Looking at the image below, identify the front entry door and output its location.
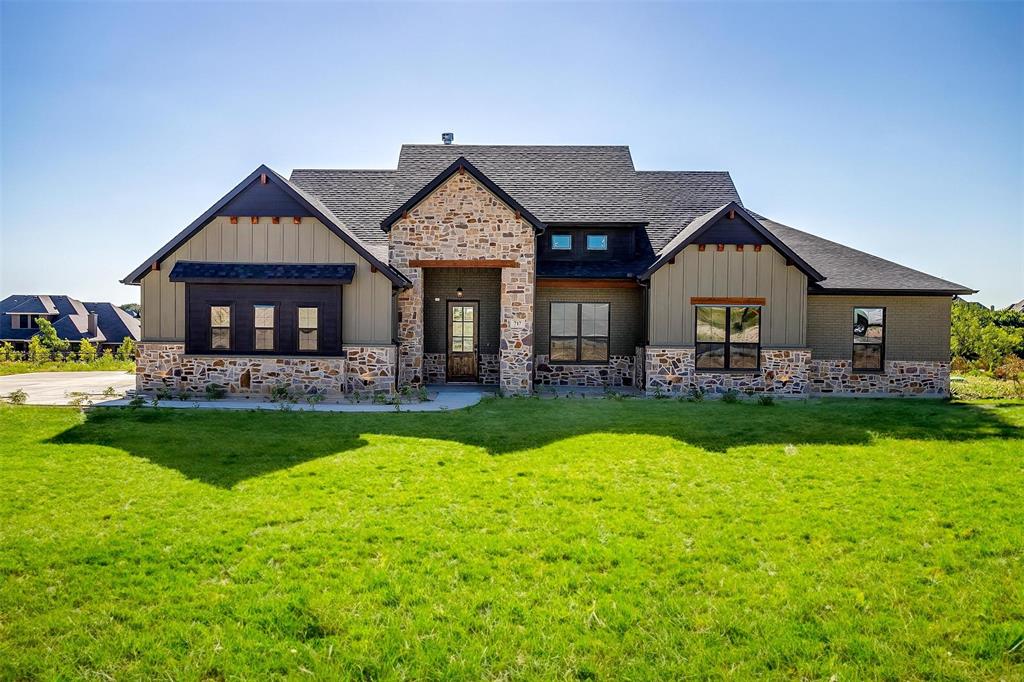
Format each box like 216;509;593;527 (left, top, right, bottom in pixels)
447;301;478;382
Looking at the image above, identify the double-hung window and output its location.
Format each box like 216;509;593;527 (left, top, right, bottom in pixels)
695;305;761;370
297;307;319;351
852;307;885;370
210;305;231;350
254;305;275;351
550;302;609;363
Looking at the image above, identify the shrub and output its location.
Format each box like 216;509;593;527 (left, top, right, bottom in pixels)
102;386;117;398
994;355;1024;381
305;392;324;410
127;395;146;410
35;318;69;353
688;386;705;402
0;341;19;362
757;394;775;407
27;336;50;364
721;389;741;404
7;389;27;405
204;384;226;400
77;339;97;363
115;338;137;362
101;349;115;361
951;356;971;373
269;384;296;403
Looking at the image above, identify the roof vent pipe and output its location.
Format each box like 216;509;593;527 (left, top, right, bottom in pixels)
441;132;454;145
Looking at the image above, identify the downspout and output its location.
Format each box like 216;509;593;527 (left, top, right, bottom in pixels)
391;287;402;393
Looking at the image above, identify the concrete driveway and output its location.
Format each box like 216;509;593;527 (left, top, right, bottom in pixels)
0;371;135;405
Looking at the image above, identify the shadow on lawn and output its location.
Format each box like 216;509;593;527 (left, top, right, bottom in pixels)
49;398;1022;488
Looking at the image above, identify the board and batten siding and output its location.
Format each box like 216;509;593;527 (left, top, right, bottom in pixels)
648;244;807;347
139;216;393;344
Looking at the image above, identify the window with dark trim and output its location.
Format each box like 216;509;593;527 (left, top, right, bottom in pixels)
297;306;319;351
549;302;609;363
254;304;275;351
210;305;231;350
695;305;761;370
852;307;885;370
551;234;572;250
586;234;608;251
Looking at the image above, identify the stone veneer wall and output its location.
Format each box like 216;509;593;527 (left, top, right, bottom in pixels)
809;360;950;396
645;347;812;396
390;171;535;395
136;342;395;397
534;355;637;387
645;346;949;397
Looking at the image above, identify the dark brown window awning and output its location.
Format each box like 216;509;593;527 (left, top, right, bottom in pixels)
169;261;356;285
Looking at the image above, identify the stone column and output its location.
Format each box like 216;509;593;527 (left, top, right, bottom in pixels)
499;259;534;394
396;268;424;387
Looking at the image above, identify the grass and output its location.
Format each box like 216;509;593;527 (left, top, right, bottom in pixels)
0;358;134;376
1;398;1022;679
952;372;1024;400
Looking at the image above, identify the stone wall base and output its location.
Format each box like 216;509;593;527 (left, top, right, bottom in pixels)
644;346;949;397
136;343;395;397
534;354;636;387
809;360;950;396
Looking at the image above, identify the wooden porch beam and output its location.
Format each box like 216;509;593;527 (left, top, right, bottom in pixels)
690;296;766;306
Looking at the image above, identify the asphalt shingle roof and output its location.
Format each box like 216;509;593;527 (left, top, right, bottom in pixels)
1;295;140;345
290;144;971;293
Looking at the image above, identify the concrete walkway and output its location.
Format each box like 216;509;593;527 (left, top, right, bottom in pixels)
95;386;488;412
0;371;135;406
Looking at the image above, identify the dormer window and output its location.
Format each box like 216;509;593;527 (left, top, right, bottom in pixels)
551;234;572;250
586;234;608;251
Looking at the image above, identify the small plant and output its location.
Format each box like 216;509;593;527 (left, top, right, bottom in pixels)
204;383;226;400
372;392;389;405
7;389;27;405
651;386;667;399
156;386;173;402
150;394;161;408
127;395;146;410
688;386;706;402
176;390;190;401
757;394;775;407
416;386;430;402
269;384;294;403
68;392;92;408
305;391;324;410
721;389;741;404
102;386;117;398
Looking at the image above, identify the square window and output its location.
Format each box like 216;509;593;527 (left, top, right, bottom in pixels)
586;234;608;250
695;305;761;371
551;234;572;250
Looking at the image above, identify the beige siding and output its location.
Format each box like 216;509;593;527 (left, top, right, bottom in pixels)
648;244;807;347
139;216;393;344
807;295;952;361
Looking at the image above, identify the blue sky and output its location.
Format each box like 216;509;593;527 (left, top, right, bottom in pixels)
1;1;1021;306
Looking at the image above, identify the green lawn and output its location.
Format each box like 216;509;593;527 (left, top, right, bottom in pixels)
2;398;1022;679
0;358;134;376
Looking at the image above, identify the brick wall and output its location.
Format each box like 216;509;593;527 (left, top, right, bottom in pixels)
423;268;501;354
534;285;643;356
807;295;952;361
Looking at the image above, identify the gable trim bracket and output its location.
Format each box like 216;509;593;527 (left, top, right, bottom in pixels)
121;164;411;288
379;156;547;233
638;201;825;283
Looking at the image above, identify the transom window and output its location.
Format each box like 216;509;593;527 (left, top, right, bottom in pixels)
254;304;275;351
586;234;608;250
550;302;609;363
852;307;885;370
695;306;761;370
551;234;572;250
297;307;319;351
210;306;231;350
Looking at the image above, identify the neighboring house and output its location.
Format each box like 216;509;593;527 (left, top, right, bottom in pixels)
124;142;974;397
1;295;141;352
1007;299;1024;313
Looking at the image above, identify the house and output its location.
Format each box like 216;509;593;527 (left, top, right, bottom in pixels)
1;295;140;352
1007;299;1024;313
123;142;974;397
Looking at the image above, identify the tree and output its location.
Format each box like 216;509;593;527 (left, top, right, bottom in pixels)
119;303;141;318
77;338;97;363
951;299;1024;368
115;337;137;361
34;318;69;352
0;341;20;362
